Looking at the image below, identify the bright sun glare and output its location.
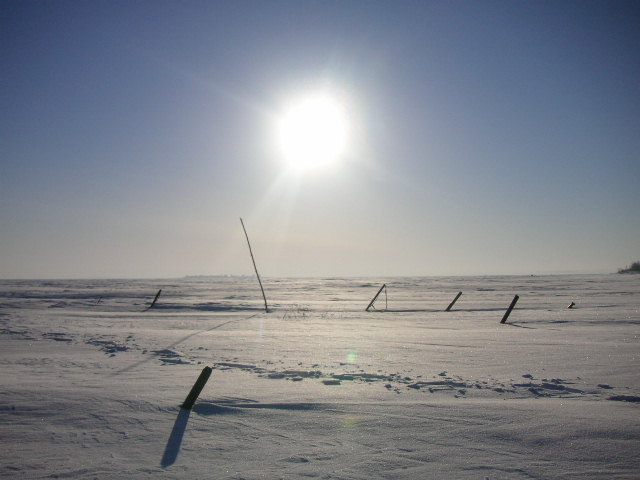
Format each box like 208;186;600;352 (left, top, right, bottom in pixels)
278;94;348;169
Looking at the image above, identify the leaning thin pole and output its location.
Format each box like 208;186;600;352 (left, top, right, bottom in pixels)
500;295;519;324
445;291;463;312
366;284;387;311
240;218;269;313
145;289;162;311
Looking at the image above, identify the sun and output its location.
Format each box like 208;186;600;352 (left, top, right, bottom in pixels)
277;94;349;169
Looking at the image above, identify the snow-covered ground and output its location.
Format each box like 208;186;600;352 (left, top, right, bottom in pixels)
1;275;638;479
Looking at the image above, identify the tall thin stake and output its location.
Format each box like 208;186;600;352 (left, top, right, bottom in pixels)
240;218;269;313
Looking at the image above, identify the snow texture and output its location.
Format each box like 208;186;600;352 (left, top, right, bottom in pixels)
1;275;638;479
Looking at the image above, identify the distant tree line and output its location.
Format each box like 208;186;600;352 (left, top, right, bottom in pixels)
618;261;640;273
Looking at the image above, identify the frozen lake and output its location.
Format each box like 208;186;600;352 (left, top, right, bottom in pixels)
1;274;638;479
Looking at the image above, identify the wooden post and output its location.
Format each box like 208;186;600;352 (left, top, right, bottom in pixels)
445;291;462;312
149;289;162;309
366;284;387;311
500;295;519;324
240;218;269;313
181;366;213;410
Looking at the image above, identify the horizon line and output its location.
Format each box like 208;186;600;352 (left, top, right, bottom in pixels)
0;271;623;281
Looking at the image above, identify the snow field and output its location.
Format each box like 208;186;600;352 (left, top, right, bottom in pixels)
1;275;638;479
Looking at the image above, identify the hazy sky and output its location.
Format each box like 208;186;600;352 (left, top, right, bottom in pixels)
2;0;639;278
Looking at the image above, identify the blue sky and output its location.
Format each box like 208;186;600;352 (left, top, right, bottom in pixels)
2;0;639;278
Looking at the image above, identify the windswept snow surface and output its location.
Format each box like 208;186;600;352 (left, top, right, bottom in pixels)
1;275;638;479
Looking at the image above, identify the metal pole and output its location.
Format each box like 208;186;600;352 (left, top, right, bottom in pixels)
240;218;269;313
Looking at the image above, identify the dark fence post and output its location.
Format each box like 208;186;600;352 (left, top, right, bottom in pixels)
366;284;387;311
182;366;213;410
149;289;162;309
500;295;519;324
445;292;463;312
